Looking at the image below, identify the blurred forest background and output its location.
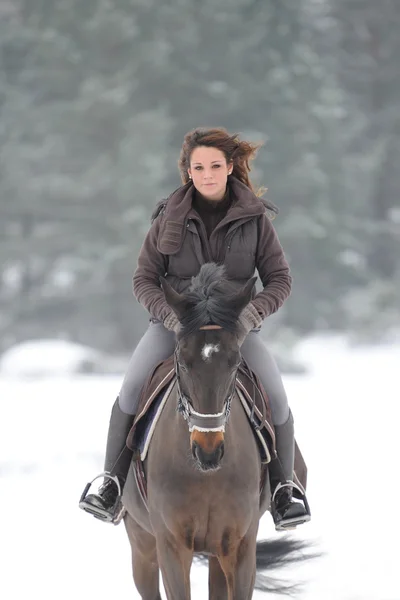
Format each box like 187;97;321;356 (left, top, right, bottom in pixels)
0;0;399;357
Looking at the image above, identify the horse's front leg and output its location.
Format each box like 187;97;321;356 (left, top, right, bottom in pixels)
217;527;258;600
209;555;228;600
155;528;193;600
124;513;162;600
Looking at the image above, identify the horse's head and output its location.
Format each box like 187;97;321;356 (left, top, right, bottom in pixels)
161;263;256;472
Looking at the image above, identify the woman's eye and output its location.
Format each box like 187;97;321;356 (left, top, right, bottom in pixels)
213;164;221;168
194;166;202;170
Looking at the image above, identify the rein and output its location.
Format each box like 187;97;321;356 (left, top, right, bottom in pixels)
174;324;234;433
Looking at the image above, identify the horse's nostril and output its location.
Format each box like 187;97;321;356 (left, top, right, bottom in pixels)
192;440;199;458
219;442;225;460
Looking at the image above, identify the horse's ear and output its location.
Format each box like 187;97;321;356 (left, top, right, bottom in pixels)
227;276;258;316
160;277;184;306
160;277;192;320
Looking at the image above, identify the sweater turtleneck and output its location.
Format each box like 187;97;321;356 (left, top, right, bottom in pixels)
192;188;232;238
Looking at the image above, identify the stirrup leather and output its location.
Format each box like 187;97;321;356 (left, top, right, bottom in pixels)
271;480;311;531
79;472;124;523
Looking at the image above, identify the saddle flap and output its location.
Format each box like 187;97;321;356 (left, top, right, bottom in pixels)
126;354;175;450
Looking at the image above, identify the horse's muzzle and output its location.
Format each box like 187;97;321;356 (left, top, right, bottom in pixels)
191;435;225;471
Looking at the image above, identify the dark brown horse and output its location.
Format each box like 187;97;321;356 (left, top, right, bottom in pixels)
121;264;308;599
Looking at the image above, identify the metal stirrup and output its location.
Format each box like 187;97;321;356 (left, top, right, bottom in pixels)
79;472;122;504
271;480;300;503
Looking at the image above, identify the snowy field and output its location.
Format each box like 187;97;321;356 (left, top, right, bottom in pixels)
1;336;399;600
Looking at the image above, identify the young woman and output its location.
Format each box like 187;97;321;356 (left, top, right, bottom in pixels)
79;127;310;530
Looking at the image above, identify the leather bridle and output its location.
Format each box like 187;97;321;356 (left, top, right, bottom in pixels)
174;325;235;433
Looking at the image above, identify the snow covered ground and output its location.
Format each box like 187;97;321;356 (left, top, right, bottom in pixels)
1;336;399;600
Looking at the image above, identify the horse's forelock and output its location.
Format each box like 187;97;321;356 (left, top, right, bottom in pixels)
189;263;227;296
173;263;248;336
179;287;241;336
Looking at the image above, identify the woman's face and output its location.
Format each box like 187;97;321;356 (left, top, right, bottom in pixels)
188;146;232;201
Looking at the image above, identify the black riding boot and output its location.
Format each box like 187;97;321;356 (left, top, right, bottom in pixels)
270;410;311;531
79;398;135;524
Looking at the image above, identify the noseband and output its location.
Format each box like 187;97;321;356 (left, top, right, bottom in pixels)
175;325;234;433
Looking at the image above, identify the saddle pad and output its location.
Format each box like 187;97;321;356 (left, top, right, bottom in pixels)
135;378;176;461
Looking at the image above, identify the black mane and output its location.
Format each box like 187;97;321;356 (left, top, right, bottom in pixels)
178;263;241;336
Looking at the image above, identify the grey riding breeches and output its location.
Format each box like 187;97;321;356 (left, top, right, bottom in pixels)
118;321;290;426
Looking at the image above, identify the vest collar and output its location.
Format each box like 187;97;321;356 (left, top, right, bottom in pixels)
157;177;276;255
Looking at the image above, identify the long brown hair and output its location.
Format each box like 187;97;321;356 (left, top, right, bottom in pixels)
178;127;264;195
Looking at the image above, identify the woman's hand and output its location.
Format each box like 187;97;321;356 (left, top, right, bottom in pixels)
239;303;263;334
163;311;181;333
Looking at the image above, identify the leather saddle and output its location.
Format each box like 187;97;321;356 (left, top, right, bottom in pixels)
126;354;307;493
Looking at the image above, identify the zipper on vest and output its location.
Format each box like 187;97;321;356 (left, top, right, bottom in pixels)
188;217;213;262
215;230;234;264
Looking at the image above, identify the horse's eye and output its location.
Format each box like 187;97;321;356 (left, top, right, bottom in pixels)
179;362;188;372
